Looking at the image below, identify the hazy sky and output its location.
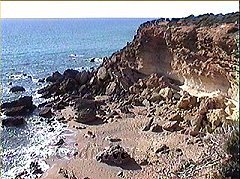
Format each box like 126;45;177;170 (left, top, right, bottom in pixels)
1;1;239;18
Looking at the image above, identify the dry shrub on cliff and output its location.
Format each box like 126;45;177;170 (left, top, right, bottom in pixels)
219;129;240;178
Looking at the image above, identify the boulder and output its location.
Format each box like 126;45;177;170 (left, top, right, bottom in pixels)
168;113;183;122
106;81;117;95
97;66;108;80
142;99;150;107
162;121;181;132
63;69;79;79
142;117;154;131
177;96;197;110
159;87;173;99
150;124;163;132
207;109;226;129
39;107;53;118
38;78;45;83
173;92;181;100
149;93;163;102
29;161;44;175
225;105;233;116
189;113;205;137
9;86;25;93
1;96;35;116
119;78;131;91
96;145;131;165
46;71;63;83
59;78;77;93
141;89;149;98
155;144;170;154
73;99;97;123
75;71;89;85
2;117;25;127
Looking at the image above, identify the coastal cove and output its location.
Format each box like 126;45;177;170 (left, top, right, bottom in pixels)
1;18;151;178
1;13;239;179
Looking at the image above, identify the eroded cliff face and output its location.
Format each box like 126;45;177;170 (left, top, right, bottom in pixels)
108;12;239;100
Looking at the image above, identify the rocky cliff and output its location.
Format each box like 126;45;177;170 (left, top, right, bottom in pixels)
105;12;239;100
4;12;239;179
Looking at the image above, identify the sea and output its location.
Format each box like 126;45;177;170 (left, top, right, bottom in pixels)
1;18;152;178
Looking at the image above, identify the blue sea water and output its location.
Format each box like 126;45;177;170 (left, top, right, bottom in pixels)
1;18;151;178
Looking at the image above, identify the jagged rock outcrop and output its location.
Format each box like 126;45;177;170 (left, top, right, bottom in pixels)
38;12;239;124
34;13;239;178
105;12;239;100
1;96;36;116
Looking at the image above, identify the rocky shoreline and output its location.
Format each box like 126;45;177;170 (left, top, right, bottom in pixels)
1;12;239;178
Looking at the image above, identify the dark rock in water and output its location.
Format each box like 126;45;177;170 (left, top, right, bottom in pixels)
9;82;13;85
63;69;79;79
39;107;53;118
96;145;131;165
38;78;45;83
2;117;25;127
53;100;67;110
46;71;63;83
30;161;44;175
9;86;25;93
73;99;97;123
90;58;95;62
55;138;65;146
1;96;35;116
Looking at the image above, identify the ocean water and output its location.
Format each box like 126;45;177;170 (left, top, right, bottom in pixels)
1;18;151;178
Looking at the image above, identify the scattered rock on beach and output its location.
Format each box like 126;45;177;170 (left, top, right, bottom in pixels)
177;95;197;110
142;117;154;131
155;144;170;154
207;109;226;129
150;123;163;132
162;121;181;132
96;145;131;165
73;99;97;123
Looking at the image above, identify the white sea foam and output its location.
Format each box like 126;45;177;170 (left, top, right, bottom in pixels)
2;117;77;179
